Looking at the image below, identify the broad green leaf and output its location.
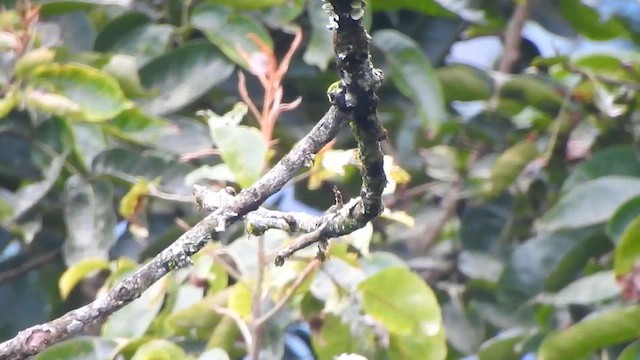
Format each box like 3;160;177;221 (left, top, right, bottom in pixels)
478;329;532;360
442;302;484;355
388;326;447;360
618;340;640;360
93;12;150;52
558;0;628;41
358;266;442;336
14;48;55;78
538;305;640;360
32;336;118;360
201;0;284;10
373;30;447;131
109;23;174;67
489;141;538;195
131;339;186;360
607;196;640;244
62;176;117;265
614;216;640;276
102;54;147;97
552;271;620;306
313;314;370;359
459;195;512;251
101;107;168;145
370;0;485;23
562;145;640;192
28;63;131;121
8;153;66;223
119;178;153;219
92;147;195;194
303;0;334;71
102;277;166;339
199;348;231;360
59;258;110;299
458;251;504;285
165;293;226;338
210;125;268;188
262;0;306;30
69;122;107;170
499;228;608;300
139;40;234;115
498;75;563;116
539;176;640;233
191;4;273;69
228;283;252;320
0;86;18;118
437;64;492;102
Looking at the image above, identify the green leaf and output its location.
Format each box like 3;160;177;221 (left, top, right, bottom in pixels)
498;75;563;115
539;176;640;233
614;216;640;276
478;329;533;360
109;23;174;67
59;258;110;299
14;48;56;78
102;54;147;98
8;153;66;223
388;326;447;360
165;293;226;338
191;4;273;69
199;348;231;360
458;251;504;285
312;314;369;359
552;271;620;306
618;340;640;360
91;147;195;194
62;175;117;265
372;30;447;131
228;283;252;320
607;196;640;244
437;64;492;102
139;40;234;116
200;0;284;10
28;63;131;121
102;276;166;338
93;12;150;52
69;122;107;170
358;266;442;336
101;107;168;145
370;0;485;23
558;0;628;41
32;336;118;360
499;227;607;299
562;145;640;192
489;141;538;195
210;126;268;188
131;339;186;360
303;0;334;71
538;305;640;360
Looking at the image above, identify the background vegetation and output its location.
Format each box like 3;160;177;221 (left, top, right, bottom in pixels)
2;0;640;359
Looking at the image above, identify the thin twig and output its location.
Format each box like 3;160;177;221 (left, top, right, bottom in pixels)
250;236;265;360
497;0;532;74
256;259;320;326
211;304;253;350
0;249;61;284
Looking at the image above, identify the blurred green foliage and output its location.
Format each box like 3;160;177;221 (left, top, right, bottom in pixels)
2;0;640;359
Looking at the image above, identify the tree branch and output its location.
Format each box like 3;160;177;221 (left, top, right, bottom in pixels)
0;1;387;357
497;0;532;74
0;107;348;360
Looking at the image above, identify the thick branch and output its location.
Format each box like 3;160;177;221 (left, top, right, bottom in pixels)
275;0;387;264
0;107;348;360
